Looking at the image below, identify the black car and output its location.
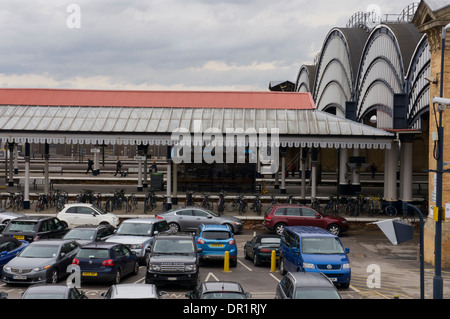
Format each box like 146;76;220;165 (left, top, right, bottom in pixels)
2;216;68;243
145;232;200;288
63;224;116;245
275;272;342;299
243;234;280;266
21;284;88;299
186;281;252;299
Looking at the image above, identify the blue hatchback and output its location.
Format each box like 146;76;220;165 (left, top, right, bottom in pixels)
0;237;29;275
196;224;237;267
72;242;139;284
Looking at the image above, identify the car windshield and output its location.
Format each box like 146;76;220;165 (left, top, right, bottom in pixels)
23;293;66;299
116;223;153;236
64;229;96;240
294;288;341;299
77;248;110;259
201;292;246;299
7;221;36;233
19;245;59;258
152;239;194;254
201;231;230;240
301;237;345;254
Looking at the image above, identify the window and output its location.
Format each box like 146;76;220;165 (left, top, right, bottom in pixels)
176;210;192;216
274;208;286;216
66;207;78;214
78;207;95;215
302;208;318;217
285;208;300;216
193;210;209;217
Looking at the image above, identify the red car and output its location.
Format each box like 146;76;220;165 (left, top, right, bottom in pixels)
263;204;349;236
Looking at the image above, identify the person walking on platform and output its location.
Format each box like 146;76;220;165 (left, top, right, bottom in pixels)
86;158;94;174
114;157;122;176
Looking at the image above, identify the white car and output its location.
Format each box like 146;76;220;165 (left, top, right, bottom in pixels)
57;203;120;228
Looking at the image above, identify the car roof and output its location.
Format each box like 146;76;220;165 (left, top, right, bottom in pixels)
72;224;112;229
10;216;53;222
285;226;336;237
24;284;69;293
287;272;335;288
121;218;161;224
155;232;193;239
202;281;244;293
200;224;230;231
112;284;158;298
29;239;76;246
80;242;119;249
64;203;94;207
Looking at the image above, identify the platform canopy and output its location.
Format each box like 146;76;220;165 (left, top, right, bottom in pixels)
0;88;394;149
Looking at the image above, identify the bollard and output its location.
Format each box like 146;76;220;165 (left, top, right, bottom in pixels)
270;250;277;272
224;251;230;272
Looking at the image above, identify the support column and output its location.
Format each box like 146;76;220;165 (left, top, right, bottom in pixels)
311;148;318;199
350;148;361;194
13;145;18;174
300;147;307;203
172;162;178;205
92;149;100;176
280;147;286;194
23;142;30;209
137;158;143;192
44;142;50;194
338;148;349;195
385;141;398;202
166;160;172;210
400;135;414;202
8;143;14;187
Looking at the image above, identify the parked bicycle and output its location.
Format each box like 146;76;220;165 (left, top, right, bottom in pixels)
185;190;194;206
323;195;338;215
238;195;248;215
126;193;138;213
217;191;225;216
104;189;127;212
54;189;69;212
144;189;157;213
35;193;48;212
201;192;213;210
310;197;323;213
250;194;262;216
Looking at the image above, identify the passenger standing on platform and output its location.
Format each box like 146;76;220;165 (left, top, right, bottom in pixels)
150;161;158;173
370;162;377;179
86;158;94;174
114;157;122;176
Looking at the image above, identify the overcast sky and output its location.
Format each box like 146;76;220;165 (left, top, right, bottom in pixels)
0;0;418;91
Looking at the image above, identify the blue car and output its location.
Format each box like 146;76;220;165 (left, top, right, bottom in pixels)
72;242;139;284
196;224;237;267
0;237;29;275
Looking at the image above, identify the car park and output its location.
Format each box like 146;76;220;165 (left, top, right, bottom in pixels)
263;204;349;236
156;206;243;233
106;218;169;265
57;203;120;228
63;224;116;245
2;239;80;285
21;284;88;299
195;224;237;267
186;281;252;299
72;242;139;284
145;232;200;288
0;209;25;225
1;216;68;243
279;226;351;288
0;237;29;275
243;234;280;266
100;283;167;299
275;271;342;299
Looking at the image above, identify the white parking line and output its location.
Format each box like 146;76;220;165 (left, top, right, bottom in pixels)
237;259;252;271
269;273;280;283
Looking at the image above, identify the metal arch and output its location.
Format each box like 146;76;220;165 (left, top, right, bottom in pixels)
356;79;395;121
295;66;311;92
313;28;354;100
359;104;393;122
315;80;349;112
314;58;353;105
353;25;406;103
322;103;345;116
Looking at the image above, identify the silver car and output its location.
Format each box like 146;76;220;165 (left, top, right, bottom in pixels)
106;218;169;265
0;209;25;225
156;207;243;233
100;283;167;299
2;239;80;285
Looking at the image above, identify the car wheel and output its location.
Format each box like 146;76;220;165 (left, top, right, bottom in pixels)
230;257;237;267
50;268;59;284
327;224;341;236
244;247;250;260
168;222;180;232
253;255;261;266
274;223;287;236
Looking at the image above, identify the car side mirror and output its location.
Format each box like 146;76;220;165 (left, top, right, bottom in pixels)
345;247;350;254
315;213;321;219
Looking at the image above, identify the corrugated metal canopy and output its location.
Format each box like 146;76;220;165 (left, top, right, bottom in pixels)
0;89;394;149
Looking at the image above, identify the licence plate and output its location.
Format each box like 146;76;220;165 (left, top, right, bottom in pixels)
13;275;27;280
167;277;177;281
329;277;337;282
13;235;24;240
82;272;97;276
210;244;223;247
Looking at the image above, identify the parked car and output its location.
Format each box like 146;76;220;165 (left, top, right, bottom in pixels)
156;206;243;233
145;232;200;287
2;239;80;285
106;218;169;265
0;224;6;234
275;271;342;299
243;234;280;266
263;204;349;236
72;242;139;284
195;224;237;267
279;226;351;288
100;283;167;299
63;224;116;245
21;284;88;299
1;216;68;243
0;237;29;275
57;203;120;228
186;281;252;299
0;209;25;225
